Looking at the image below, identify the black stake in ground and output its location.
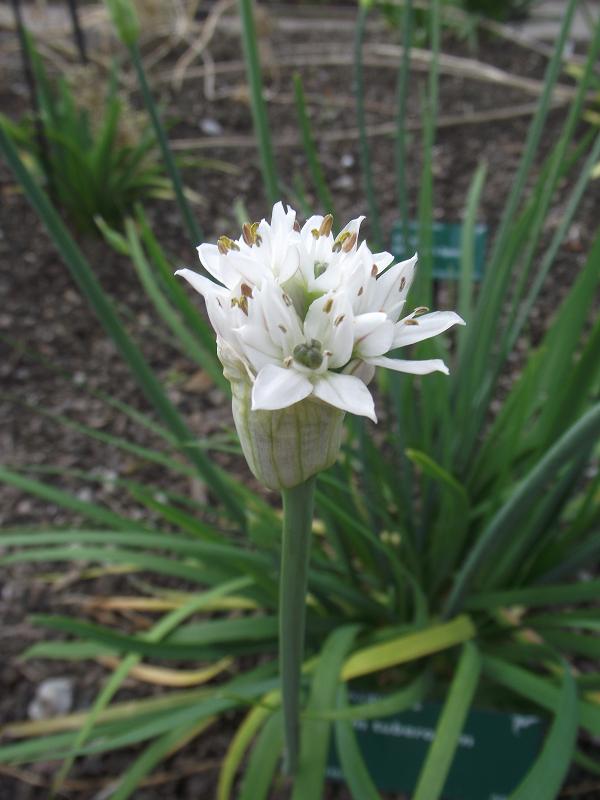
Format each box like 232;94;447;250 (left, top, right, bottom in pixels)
10;0;54;194
66;0;88;64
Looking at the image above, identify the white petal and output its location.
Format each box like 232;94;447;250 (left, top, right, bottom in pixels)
342;359;376;385
252;364;312;411
175;268;223;299
176;269;232;340
337;215;365;243
372;250;395;274
196;243;226;283
313;372;377;422
237;324;282;372
368;356;450;375
372;254;418;318
251;281;303;352
304;293;353;368
301;214;326;240
277;246;301;283
270;201;296;231
393;311;465;348
197;243;265;289
353;313;394;358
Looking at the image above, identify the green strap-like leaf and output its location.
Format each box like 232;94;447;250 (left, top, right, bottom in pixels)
29;613;279;661
342;615;475;680
238;710;283;800
0;466;151;532
293;73;335;217
307;670;430;722
334;684;382;800
52;577;249;792
1;546;226;587
445;403;600;616
236;0;279;204
466;581;600;609
110;717;214;800
483;656;600;737
0;122;244;526
413;642;481;800
509;666;577;800
292;625;359;800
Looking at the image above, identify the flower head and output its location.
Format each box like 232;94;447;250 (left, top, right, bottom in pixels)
177;202;464;425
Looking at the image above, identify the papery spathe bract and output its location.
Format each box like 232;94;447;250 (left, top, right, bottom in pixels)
230;377;344;490
177;202;465;488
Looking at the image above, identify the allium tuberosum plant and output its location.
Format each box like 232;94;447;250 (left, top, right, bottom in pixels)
1;0;600;797
177;202;464;773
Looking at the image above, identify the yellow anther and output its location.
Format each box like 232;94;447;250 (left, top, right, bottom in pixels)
242;223;253;246
217;235;240;254
332;230;352;252
342;232;357;252
319;214;334;237
231;296;249;315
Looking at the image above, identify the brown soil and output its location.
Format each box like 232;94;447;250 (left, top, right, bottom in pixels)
1;4;598;798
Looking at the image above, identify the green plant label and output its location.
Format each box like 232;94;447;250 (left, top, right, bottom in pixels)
390;221;488;280
328;693;544;799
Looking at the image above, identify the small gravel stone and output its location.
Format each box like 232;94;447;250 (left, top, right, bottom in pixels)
28;677;74;720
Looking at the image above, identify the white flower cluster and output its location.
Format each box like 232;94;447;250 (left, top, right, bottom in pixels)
177;202;464;422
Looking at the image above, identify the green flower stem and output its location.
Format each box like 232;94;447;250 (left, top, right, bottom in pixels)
279;475;316;776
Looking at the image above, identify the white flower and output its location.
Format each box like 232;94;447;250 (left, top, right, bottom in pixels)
177;202;465;425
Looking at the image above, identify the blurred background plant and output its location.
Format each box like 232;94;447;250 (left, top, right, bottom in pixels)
0;38;174;233
0;0;599;798
373;0;539;45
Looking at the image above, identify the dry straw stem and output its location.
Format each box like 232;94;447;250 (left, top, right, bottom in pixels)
171;0;236;90
96;655;232;687
370;42;577;100
0;756;221;793
170;98;567;150
155;45;577;102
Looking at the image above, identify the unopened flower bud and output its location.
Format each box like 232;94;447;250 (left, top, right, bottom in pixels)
231;379;344;490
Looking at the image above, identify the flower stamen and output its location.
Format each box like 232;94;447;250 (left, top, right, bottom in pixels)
231;296;249;315
332;231;351;252
319;214;334;237
217;235;240;255
342;232;357;252
241;222;262;247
